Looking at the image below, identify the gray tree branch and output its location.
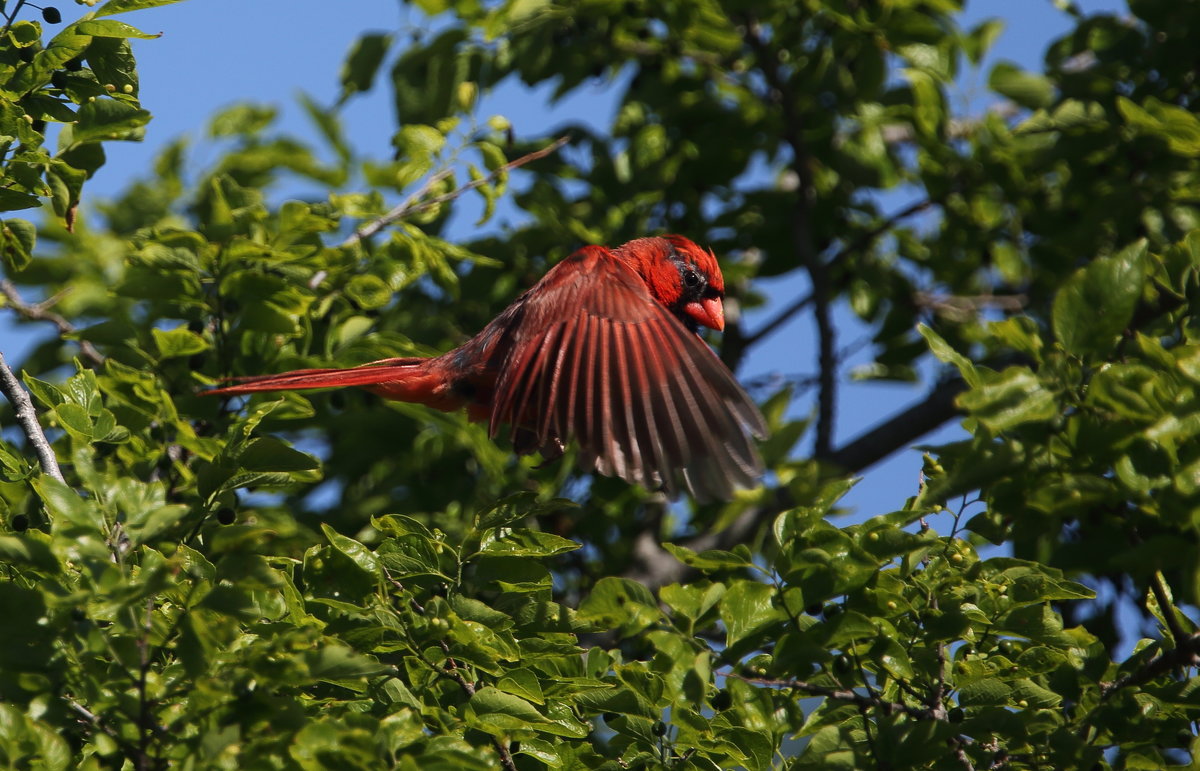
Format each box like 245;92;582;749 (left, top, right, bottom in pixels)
0;351;64;482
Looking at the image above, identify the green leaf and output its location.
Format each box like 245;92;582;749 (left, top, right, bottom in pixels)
963;18;1004;65
958;367;1057;432
919;324;980;387
0;535;58;572
906;69;943;137
85;36;140;97
33;475;104;533
340;33;391;98
345;274;392;309
7;21;39;47
496;668;545;705
208;104;276;138
478;528;579;558
0;189;43;213
474;492;576;530
661;582;725;622
126;504;188;545
71;99;151;145
464;687;547;734
958;679;1012;706
989;61;1054;109
73;20;161;39
95;0;185;17
1052;240;1147;358
577;577;660;636
237;437;319;472
304;645;387;681
1117;96;1200;156
151;326;209;359
322;523;380;576
720;580;782;648
378;534;443;578
0;219;36;271
1010;678;1063;708
662;542;754;571
54;402;93;439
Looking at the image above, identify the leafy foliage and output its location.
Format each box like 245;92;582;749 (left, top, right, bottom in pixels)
2;0;1200;768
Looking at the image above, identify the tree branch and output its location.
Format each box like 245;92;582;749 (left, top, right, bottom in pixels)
742;16;834;458
0;350;64;482
724;670;931;719
1099;632;1200;699
827;377;966;475
388;572;518;771
743;199;936;348
1;279;106;366
341;135;570;248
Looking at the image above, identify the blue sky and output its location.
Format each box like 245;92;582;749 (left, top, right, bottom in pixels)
5;0;1128;518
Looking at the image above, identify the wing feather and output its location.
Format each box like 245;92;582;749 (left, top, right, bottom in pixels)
491;247;766;500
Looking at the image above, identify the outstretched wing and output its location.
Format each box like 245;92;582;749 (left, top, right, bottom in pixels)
489;246;766;501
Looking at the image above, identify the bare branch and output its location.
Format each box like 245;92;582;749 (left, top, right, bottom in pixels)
1;279;106;366
828;378;966;475
745;292;813;348
341;135;570;248
0;351;64;482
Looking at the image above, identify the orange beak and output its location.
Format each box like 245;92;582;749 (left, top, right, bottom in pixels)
683;297;725;331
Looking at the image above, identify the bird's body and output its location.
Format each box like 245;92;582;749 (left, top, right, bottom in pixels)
208;236;766;500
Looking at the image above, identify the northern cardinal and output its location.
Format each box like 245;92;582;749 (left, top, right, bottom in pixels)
208;235;766;501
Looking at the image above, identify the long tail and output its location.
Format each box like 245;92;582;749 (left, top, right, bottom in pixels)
205;357;430;397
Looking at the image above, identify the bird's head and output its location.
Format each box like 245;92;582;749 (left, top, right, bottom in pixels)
616;235;727;332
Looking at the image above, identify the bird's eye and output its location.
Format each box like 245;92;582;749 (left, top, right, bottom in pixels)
683;269;700;287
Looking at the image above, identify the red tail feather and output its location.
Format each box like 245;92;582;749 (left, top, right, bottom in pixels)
206;358;428;397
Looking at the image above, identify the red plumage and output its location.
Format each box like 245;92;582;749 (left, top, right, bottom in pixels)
207;235;767;501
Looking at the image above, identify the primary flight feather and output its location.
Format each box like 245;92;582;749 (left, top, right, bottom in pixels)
207;235;767;501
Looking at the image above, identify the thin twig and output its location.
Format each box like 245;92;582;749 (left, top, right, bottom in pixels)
0;0;29;37
341;135;570;248
136;597;155;771
1099;632;1200;699
725;670;930;719
439;639;518;770
66;697;134;748
0;350;64;481
1;279;106;366
387;572;518;771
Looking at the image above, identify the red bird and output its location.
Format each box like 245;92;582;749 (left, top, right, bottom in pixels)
208;235;766;501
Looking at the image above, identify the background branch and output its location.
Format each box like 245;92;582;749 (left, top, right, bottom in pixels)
1;279;106;367
742;15;835;458
624;378;966;589
341;135;569;248
1100;632;1200;699
725;670;931;719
